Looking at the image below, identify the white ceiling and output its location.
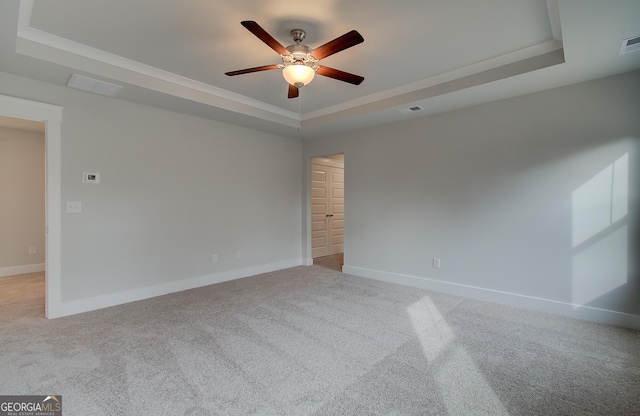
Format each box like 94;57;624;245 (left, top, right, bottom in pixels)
0;0;639;139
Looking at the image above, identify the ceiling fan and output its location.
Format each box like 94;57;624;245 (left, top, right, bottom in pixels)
225;21;365;99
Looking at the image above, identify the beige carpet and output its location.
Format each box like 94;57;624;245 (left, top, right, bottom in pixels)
1;267;639;415
0;271;44;315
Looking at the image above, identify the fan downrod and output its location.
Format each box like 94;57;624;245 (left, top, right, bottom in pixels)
290;29;306;44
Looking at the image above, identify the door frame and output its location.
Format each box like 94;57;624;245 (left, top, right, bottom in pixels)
0;95;62;318
306;153;345;266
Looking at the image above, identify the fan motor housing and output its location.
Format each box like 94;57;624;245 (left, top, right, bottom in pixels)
282;44;317;68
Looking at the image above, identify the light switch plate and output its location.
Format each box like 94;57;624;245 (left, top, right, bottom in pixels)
66;201;82;213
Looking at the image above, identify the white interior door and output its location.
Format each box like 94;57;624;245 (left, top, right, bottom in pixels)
311;156;344;258
328;167;344;255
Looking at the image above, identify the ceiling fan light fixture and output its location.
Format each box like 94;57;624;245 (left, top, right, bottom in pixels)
227;21;364;98
282;64;315;88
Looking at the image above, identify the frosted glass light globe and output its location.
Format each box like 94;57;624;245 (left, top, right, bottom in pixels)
282;64;315;87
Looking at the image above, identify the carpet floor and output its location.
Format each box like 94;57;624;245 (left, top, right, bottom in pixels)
0;267;639;415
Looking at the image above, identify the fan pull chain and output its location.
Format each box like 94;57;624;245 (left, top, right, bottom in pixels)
297;92;302;133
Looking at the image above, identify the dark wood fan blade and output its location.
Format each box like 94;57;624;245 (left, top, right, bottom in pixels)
311;30;364;60
241;21;290;56
225;64;280;76
288;83;299;99
316;66;364;85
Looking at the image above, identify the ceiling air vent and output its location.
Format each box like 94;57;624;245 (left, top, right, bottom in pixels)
398;105;424;114
67;74;123;97
619;35;640;55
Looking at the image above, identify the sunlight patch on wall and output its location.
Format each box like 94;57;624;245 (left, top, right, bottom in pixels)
571;153;628;307
572;153;628;247
572;226;627;306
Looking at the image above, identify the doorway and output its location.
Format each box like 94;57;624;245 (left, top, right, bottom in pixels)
311;154;344;271
0;116;46;316
0;94;63;319
0;116;45;277
0;116;45;315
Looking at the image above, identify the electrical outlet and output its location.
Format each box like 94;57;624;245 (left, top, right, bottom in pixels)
29;246;37;255
212;254;218;263
236;250;242;260
433;258;441;269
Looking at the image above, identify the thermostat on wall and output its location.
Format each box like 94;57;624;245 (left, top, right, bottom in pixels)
83;172;100;183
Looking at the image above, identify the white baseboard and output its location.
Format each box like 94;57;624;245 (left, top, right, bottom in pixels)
50;258;303;319
342;265;640;330
0;263;45;278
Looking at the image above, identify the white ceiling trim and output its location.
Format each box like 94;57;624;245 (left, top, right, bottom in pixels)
303;39;563;122
15;29;299;126
16;0;565;131
546;0;563;41
16;2;301;128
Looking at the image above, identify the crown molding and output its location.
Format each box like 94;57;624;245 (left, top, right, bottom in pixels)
16;0;564;131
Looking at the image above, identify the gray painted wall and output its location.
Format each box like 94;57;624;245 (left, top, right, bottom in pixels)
0;72;302;303
304;70;640;318
2;68;639;324
0;126;45;270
